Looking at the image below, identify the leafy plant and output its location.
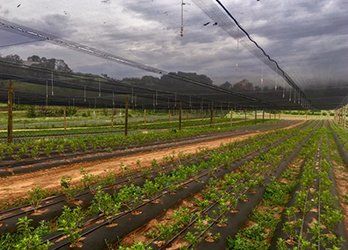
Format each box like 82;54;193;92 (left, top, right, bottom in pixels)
57;206;85;246
90;186;121;219
28;187;46;210
80;167;96;189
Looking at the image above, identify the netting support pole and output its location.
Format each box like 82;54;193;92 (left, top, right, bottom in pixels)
262;110;265;120
210;103;214;127
144;109;147;125
7;80;14;144
125;96;129;136
111;108;115;128
254;109;257;123
179;102;182;130
64;107;67;132
168;109;171;122
230;109;233;126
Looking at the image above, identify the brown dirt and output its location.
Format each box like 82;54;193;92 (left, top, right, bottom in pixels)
0;121;302;204
332;162;348;230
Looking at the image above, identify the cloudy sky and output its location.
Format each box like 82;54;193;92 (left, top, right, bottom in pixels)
0;0;347;88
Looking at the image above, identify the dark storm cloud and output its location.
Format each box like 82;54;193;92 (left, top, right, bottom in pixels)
31;14;77;38
0;0;347;89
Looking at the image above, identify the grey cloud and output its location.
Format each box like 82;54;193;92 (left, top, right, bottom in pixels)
0;0;347;89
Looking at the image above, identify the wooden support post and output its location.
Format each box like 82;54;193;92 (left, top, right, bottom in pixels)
64;107;67;131
262;110;265;120
230;110;233;125
254;109;257;123
143;109;147;125
125;96;129;136
7;80;14;144
111;108;115;127
179;103;182;130
210;104;214;126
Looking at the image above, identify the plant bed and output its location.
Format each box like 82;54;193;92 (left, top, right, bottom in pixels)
45;122;308;249
0;120;290;172
114;124;317;249
167;125;316;250
0;120;300;177
273;128;345;249
0;123;306;249
227;130;321;250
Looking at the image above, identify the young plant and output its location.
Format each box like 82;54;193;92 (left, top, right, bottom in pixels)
28;187;46;210
60;176;75;200
57;206;85;247
0;217;52;250
89;186;121;219
80;167;96;189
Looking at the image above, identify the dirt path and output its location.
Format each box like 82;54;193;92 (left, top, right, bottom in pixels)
0;121;303;203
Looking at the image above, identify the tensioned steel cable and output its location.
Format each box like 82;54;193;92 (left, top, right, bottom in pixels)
0;39;44;48
0;17;276;107
192;0;311;108
0;59;220;107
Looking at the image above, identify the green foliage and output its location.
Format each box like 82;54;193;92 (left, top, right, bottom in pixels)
89;186;121;218
118;242;152;250
0;217;51;250
57;206;85;245
28;187;46;209
80;168;96;189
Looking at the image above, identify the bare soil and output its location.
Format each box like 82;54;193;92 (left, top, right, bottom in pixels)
0;121;302;205
332;162;348;230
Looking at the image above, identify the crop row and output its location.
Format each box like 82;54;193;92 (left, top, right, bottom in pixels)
0;116;240;140
0;120;307;249
330;122;348;151
276;128;344;249
227;126;321;249
115;123;317;249
0;119;272;161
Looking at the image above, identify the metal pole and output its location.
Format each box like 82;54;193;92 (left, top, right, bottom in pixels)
125;96;129;136
7;80;14;144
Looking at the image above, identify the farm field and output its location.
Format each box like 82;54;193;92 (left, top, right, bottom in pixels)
0;120;346;250
0;0;347;249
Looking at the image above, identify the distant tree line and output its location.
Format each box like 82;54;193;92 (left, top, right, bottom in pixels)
0;54;72;73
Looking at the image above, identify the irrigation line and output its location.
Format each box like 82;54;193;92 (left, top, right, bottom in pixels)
297;140;322;250
49;168;215;249
50;127;303;249
0;151;214;221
